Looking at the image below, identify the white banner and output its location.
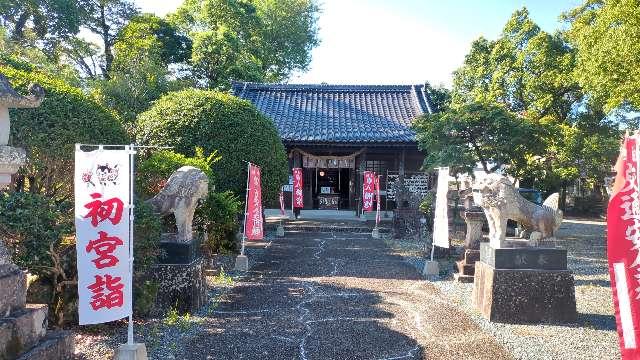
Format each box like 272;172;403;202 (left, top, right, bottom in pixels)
432;167;450;248
74;145;132;325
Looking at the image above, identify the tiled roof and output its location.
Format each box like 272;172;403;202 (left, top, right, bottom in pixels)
232;82;433;145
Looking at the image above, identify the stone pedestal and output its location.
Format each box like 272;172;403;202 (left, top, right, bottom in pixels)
455;209;484;283
154;237;207;314
462;209;484;249
234;255;248;272
0;266;74;359
116;343;148;360
422;260;439;277
472;244;576;323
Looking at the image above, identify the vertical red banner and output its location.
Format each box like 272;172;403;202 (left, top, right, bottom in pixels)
362;171;375;211
293;168;304;208
245;164;263;240
608;134;640;358
375;175;381;224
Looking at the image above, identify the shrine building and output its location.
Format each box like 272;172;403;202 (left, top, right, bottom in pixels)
232;82;435;211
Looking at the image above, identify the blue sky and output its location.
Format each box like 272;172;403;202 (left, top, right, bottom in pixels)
135;0;582;86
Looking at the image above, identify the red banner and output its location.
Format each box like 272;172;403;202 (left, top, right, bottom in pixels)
608;134;640;358
375;175;381;224
293;168;304;208
363;171;376;211
245;164;263;240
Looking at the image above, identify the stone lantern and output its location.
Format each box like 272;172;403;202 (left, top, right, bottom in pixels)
0;73;44;187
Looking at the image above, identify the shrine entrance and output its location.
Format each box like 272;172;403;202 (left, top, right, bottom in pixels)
310;168;351;210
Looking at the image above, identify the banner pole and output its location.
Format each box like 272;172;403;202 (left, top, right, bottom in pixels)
241;162;250;256
127;143;136;345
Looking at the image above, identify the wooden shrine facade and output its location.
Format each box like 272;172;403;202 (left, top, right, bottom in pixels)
232;82;435;210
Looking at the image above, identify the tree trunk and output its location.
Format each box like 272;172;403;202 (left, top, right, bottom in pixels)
559;181;567;212
12;11;30;40
99;4;113;79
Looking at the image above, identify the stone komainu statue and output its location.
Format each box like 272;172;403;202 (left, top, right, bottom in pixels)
472;174;563;248
146;166;209;242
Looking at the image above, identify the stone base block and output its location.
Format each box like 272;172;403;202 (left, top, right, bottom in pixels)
276;225;285;237
472;261;577;323
371;228;381;239
480;242;567;270
153;258;207;314
116;343;148;360
0;304;48;357
234;255;249;272
16;330;74;360
0;267;26;316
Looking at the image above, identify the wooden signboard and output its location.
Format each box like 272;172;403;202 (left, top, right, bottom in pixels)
319;194;340;210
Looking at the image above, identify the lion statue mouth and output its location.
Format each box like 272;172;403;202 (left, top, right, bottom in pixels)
471;174;563;248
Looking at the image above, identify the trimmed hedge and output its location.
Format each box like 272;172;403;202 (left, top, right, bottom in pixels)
1;65;128;198
136;88;287;203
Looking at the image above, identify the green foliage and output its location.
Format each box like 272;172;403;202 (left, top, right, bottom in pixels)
565;0;640;111
213;266;234;285
136;88;288;202
0;192;72;274
0;191;76;326
424;82;451;113
447;7;620;195
1;65;128;199
136;148;219;199
169;0;319;88
92;13;194;128
133;200;163;273
131;200;162;316
115;13;191;66
76;0;140;77
452;8;580;122
413;102;542;176
195;191;242;255
0;0;83;42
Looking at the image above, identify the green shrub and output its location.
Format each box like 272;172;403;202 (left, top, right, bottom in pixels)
195;191;243;255
0;192;73;274
136;148;219;199
1;65;128;200
136;88;287;203
131;200;163;316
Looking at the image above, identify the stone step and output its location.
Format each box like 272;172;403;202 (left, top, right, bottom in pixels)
0;266;26;316
16;330;74;360
0;304;48;358
281;225;391;234
456;261;476;276
454;273;475;283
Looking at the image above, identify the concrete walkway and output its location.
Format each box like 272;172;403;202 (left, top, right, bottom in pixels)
179;231;511;359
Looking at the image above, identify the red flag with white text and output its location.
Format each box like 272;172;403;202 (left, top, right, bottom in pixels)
362;171;376;211
245;164;263;240
293;168;304;208
375;175;381;225
607;134;640;358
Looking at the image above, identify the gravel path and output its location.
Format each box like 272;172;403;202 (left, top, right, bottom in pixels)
176;231;512;359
